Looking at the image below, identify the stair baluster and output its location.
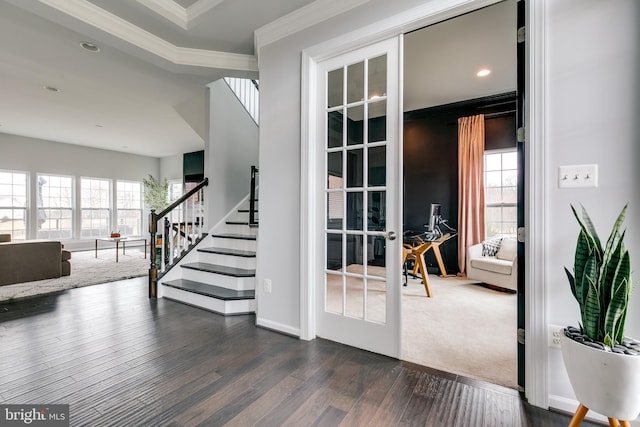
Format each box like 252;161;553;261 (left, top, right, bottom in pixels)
148;177;209;298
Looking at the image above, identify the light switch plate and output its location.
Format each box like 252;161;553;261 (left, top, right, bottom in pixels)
558;164;598;188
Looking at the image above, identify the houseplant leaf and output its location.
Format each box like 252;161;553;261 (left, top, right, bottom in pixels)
604;249;631;345
565;203;633;346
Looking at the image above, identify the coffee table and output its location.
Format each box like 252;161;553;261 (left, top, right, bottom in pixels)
95;237;147;262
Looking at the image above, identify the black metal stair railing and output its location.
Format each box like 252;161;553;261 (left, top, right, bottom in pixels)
249;166;258;226
149;177;208;298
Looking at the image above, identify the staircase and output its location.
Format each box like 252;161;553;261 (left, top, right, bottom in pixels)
159;201;258;315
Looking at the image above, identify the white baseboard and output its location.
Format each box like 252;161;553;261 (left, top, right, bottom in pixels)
256;317;300;337
548;395;610;424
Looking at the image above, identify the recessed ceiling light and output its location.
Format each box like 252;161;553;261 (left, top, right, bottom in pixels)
43;86;60;92
477;69;491;77
80;41;100;52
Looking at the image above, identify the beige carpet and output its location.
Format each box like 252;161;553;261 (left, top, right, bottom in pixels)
0;248;148;302
402;274;518;389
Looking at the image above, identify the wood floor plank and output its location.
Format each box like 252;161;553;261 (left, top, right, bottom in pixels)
0;278;605;427
222;376;303;427
279;387;355;427
398;371;445;426
452;383;487;427
310;405;348;427
170;352;288;426
367;368;421;426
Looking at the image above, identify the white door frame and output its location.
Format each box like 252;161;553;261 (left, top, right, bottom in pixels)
299;0;548;408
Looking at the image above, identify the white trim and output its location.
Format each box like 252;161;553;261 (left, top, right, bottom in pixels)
254;0;371;56
187;0;224;23
302;0;502;63
299;50;317;341
524;0;548;409
40;0;257;71
256;317;301;337
137;0;189;29
397;33;405;357
137;0;224;30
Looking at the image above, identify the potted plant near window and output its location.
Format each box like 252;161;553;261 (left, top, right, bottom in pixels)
561;204;640;426
143;174;168;212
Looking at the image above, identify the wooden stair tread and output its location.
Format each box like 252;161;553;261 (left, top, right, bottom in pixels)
238;209;258;213
162;279;255;301
198;247;256;257
181;262;255;277
212;233;256;241
226;220;249;225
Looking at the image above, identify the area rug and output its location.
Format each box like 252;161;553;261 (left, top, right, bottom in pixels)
0;248;148;302
402;274;517;389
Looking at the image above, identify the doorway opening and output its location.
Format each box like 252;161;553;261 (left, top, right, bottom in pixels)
400;0;519;389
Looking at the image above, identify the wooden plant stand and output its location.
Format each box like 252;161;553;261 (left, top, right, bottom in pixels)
569;403;631;427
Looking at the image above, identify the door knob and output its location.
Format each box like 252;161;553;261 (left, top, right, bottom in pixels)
386;231;397;241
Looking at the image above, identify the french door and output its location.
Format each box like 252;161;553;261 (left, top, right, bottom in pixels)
315;37;402;358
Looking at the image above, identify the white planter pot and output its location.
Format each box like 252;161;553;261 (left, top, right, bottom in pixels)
560;332;640;421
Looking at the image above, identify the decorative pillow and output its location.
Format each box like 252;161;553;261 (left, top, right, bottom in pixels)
496;237;517;261
481;238;502;257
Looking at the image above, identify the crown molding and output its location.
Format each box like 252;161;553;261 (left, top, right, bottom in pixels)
137;0;188;29
187;0;224;23
254;0;371;52
40;0;257;71
136;0;224;30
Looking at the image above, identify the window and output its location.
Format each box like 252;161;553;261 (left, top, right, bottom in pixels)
484;150;517;239
0;170;28;240
37;174;74;239
117;181;142;236
168;179;183;203
81;178;111;238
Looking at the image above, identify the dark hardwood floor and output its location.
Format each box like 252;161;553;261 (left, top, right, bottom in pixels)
0;278;601;426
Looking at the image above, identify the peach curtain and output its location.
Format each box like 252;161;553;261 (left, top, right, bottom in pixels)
457;114;485;275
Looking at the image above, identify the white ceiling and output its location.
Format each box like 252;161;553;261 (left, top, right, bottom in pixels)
0;0;515;159
404;0;516;112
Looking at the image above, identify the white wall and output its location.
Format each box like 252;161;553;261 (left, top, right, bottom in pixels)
256;0;640;416
0;133;160;249
160;154;183;182
544;0;640;415
205;79;259;228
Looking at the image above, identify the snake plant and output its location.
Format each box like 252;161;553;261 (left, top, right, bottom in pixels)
564;204;632;347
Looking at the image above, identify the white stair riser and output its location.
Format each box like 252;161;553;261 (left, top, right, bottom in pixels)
197;252;256;269
161;286;255;315
228;210;258;221
180;268;255;291
209;238;256;252
221;223;258;235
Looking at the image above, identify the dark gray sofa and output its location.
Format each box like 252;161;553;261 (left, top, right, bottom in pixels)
0;236;71;286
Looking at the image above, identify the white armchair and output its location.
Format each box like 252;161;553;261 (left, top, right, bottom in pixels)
466;236;517;291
